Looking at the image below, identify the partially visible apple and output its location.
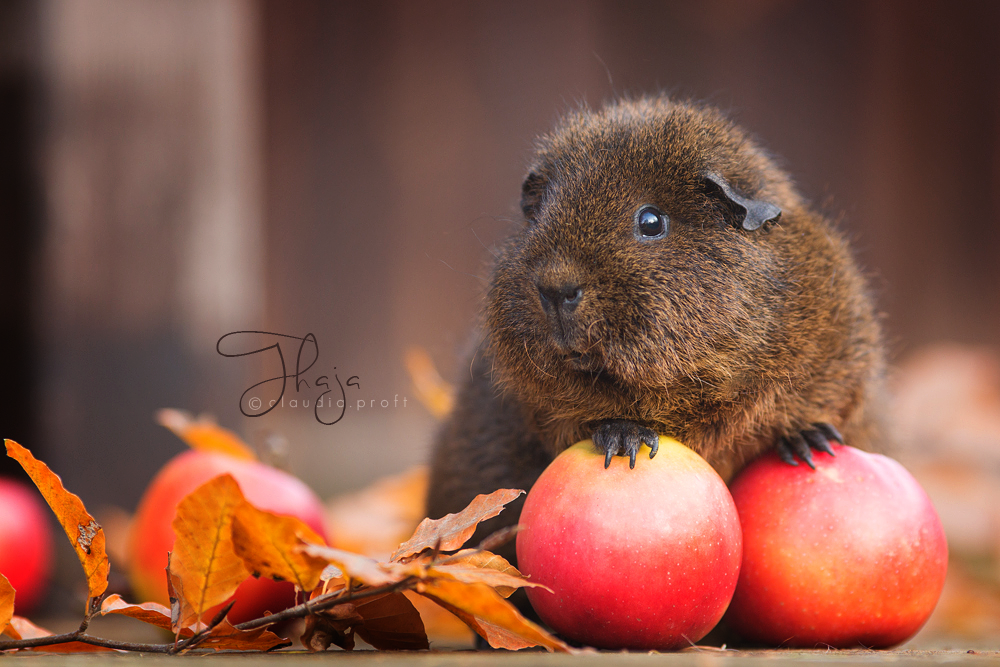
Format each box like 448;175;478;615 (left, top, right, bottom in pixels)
128;450;327;624
0;477;54;614
725;444;948;648
516;437;742;650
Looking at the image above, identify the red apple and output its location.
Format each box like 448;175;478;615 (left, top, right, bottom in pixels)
725;444;948;648
128;450;328;623
516;437;742;650
0;478;55;614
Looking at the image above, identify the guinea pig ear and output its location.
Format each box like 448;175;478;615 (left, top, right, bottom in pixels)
702;172;781;231
520;170;547;222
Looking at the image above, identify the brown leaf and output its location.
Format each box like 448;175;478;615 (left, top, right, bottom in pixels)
3;617;117;652
4;440;109;602
157;408;257;461
169;474;249;631
0;575;13;636
417;578;572;653
302;593;429;652
194;618;289;652
351;591;429;650
100;594;173;631
404;347;454;419
431;550;546;598
298;542;405;588
391;488;524;561
230;500;327;592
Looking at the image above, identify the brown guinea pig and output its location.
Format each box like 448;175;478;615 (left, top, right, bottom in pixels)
426;95;884;559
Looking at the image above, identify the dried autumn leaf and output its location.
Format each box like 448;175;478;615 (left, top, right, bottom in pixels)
157;408;256;461
417;578;572;653
302;593;429;652
0;574;13;636
298;542;404;588
4;440;109;602
432;550;545;598
391;488;524;561
194;618;289;652
404;346;454;419
230;500;327;592
351;591;429;651
169;474;249;630
100;594;173;631
3;617;117;652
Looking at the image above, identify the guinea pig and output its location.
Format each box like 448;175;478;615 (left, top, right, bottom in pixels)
427;95;884;559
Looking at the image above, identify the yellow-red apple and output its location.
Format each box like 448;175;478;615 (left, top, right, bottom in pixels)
725;444;947;648
516;437;742;650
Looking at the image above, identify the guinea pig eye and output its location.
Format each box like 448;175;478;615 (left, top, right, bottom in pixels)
634;205;669;240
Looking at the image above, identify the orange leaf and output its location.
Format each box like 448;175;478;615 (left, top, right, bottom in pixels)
100;594;173;631
351;591;429;650
431;550;546;598
391;488;524;561
230;500;327;592
298;542;405;588
195;618;289;651
4;440;109;602
0;575;13;635
3;617;117;652
417;578;572;652
404;347;454;419
157;408;256;460
169;474;249;631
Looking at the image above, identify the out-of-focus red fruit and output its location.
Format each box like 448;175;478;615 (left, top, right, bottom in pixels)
127;450;327;623
0;478;55;614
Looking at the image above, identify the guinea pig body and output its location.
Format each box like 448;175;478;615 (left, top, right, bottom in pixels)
426;96;884;552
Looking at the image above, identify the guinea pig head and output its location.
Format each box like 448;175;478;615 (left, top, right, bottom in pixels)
485;97;800;422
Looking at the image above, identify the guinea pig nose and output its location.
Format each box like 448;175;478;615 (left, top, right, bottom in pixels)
538;283;583;313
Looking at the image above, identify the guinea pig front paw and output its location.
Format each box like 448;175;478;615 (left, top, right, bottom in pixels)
776;422;844;469
592;420;659;469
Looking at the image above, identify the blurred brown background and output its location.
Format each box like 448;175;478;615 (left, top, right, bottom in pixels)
1;0;1000;643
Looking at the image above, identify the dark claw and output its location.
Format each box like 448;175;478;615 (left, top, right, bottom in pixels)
779;433;815;469
776;442;798;466
648;437;659;459
593;420;658;470
804;428;835;456
777;423;842;468
814;422;843;446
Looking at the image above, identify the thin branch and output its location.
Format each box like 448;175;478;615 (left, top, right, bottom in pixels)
235;576;419;631
168;599;237;654
0;576;421;653
0;630;174;653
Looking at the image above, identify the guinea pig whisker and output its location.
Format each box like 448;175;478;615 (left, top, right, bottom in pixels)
524;341;556;379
